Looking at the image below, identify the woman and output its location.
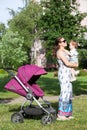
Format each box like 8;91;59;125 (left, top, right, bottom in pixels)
53;37;78;120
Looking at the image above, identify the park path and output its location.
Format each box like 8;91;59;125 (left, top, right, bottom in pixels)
6;95;58;105
1;95;87;105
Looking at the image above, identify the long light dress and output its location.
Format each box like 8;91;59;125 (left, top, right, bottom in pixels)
57;52;73;116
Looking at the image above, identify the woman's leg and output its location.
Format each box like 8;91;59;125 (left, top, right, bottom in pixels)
58;81;73;118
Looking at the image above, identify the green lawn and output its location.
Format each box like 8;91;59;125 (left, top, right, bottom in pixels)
0;71;87;130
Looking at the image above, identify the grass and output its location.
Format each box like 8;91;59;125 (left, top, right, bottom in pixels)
0;75;19;99
0;71;87;130
0;97;87;130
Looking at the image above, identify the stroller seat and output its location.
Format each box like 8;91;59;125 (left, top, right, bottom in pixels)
5;78;44;98
26;83;44;97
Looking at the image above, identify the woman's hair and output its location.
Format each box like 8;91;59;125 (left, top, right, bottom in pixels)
70;40;78;48
53;37;63;57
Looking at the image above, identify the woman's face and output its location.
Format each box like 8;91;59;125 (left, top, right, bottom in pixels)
59;38;67;47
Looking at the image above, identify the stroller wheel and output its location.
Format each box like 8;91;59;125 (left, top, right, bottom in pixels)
41;115;52;125
11;112;23;123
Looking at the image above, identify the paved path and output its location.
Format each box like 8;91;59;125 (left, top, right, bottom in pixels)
1;95;87;105
7;96;58;105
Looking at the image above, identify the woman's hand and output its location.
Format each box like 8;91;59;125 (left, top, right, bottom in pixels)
72;62;79;68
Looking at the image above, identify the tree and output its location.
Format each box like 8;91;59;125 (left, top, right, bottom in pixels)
0;30;28;70
8;1;42;58
22;0;30;7
0;23;6;40
38;0;87;65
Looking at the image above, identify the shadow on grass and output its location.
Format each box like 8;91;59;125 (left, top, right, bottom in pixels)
0;75;11;92
0;76;15;104
37;76;60;96
38;76;87;96
0;74;87;98
0;98;13;104
73;80;87;96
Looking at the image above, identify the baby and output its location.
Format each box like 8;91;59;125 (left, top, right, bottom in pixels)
65;40;79;82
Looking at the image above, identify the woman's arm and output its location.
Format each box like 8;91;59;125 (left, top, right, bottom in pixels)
57;51;78;68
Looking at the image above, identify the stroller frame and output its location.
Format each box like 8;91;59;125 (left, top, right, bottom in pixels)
15;75;51;114
5;65;56;125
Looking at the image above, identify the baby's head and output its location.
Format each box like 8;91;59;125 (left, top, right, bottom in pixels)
69;40;78;49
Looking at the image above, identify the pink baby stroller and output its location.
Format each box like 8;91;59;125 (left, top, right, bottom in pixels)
5;64;56;124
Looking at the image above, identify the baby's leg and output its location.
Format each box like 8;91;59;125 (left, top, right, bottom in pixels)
70;68;76;82
71;68;76;77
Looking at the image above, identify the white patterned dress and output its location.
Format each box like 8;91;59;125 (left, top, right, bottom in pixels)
57;52;73;116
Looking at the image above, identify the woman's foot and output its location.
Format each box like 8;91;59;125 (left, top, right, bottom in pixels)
57;115;70;121
68;116;74;119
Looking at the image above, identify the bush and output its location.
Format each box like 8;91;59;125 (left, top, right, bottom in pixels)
78;69;87;76
0;69;7;74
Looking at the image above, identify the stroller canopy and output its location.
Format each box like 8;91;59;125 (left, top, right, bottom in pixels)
17;64;47;84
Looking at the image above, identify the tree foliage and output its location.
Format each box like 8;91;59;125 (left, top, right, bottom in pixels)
0;23;6;40
8;1;42;53
0;30;28;70
38;0;87;64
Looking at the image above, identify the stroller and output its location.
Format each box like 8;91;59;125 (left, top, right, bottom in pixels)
5;64;56;125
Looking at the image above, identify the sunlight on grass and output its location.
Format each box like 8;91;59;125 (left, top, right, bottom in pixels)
0;96;87;130
0;71;87;130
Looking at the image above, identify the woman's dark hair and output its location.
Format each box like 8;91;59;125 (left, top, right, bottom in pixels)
53;37;62;57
